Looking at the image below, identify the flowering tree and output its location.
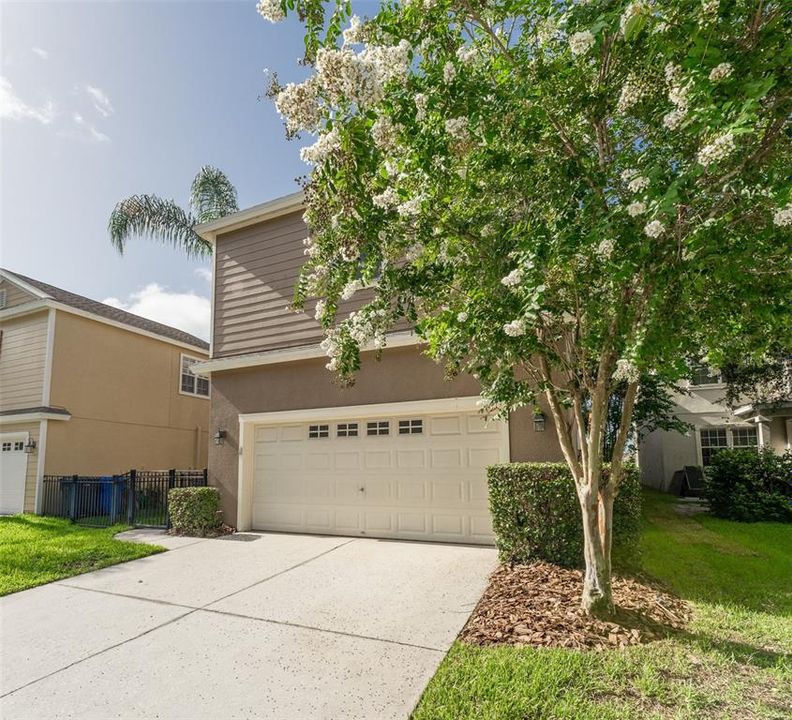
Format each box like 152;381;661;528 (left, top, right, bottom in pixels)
259;0;791;613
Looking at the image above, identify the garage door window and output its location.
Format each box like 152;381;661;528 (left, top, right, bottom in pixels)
367;421;390;436
337;422;358;438
398;419;423;435
308;424;329;439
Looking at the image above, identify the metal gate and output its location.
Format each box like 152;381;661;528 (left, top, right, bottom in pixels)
40;469;208;528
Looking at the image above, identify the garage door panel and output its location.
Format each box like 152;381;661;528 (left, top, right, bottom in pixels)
306;453;331;470
334;452;360;470
469;447;501;468
431;448;463;468
395;449;425;468
364;451;391;469
251;409;505;544
363;511;393;532
430;415;461;435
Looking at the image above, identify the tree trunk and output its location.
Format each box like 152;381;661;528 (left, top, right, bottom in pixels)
578;485;614;615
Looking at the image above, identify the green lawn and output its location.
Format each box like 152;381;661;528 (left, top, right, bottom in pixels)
0;514;164;596
413;490;792;720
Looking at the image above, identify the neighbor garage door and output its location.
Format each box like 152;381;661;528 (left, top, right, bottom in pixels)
249;402;508;544
0;433;29;515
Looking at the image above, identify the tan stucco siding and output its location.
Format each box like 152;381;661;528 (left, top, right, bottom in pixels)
213;210;320;358
45;417;206;475
207;345;563;526
46;311;209;473
0;311;49;411
0;279;39;309
0;421;41;512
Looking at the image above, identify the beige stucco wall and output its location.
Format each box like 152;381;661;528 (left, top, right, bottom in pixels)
208;345;563;526
45;311;209;475
0;421;41;513
0;310;49;412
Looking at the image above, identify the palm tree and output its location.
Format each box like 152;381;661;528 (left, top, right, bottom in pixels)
108;166;238;259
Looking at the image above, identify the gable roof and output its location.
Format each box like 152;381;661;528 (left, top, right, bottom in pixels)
0;269;209;351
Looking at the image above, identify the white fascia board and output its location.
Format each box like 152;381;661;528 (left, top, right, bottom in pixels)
238;395;486;426
192;331;421;376
0;411;71;424
0;270;51;299
0;299;50;320
196;191;305;244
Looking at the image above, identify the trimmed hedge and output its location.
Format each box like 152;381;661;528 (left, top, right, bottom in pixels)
705;448;792;523
487;462;642;567
168;487;223;536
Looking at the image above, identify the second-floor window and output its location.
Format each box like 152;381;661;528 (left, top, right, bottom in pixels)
690;363;723;386
180;355;209;397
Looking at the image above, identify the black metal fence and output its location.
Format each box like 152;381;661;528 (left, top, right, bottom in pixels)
41;469;207;529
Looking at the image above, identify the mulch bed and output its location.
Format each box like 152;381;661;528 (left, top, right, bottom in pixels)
460;562;691;650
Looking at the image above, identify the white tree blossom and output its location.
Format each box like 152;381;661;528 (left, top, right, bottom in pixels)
644;220;665;238
569;30;595;57
709;62;733;82
257;0;285;23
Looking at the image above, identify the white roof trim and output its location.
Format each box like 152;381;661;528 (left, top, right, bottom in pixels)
0;300;50;320
0;411;71;425
196;191;305;244
0;299;208;354
238;396;486;426
192;330;422;376
0;270;50;299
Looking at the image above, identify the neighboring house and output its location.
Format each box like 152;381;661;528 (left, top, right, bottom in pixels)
193;192;564;544
639;364;791;491
0;269;210;515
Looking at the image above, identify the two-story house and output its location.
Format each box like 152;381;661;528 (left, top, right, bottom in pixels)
193;192;564;545
0;269;210;515
639;364;791;491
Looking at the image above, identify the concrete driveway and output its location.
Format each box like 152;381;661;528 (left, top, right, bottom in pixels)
0;530;496;720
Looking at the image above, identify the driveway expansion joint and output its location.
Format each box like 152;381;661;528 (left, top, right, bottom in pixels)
201;537;358;608
196;607;446;654
0;609;198;700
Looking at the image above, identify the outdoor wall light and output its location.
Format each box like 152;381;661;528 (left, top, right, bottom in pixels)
532;411;546;432
24;437;37;453
213;430;227;446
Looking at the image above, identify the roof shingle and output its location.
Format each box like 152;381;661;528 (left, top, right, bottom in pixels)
2;269;209;351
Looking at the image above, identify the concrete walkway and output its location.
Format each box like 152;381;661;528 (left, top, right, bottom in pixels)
0;531;496;720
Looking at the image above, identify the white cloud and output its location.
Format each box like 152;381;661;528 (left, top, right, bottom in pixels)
103;283;210;341
70;111;110;142
0;76;56;124
84;84;113;117
194;267;212;284
31;46;49;60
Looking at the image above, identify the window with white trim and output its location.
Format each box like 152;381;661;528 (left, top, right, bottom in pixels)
690;363;722;386
337;422;358;438
180;354;209;397
731;426;758;449
308;424;329;439
398;419;423;435
699;428;728;465
1;442;11;452
367;421;390;436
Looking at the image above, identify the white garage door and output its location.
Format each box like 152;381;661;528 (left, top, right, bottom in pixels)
0;433;29;515
250;404;508;544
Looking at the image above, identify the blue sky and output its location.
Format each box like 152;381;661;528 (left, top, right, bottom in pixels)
1;1;376;339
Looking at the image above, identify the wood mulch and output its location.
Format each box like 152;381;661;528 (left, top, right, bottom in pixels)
460;562;691;650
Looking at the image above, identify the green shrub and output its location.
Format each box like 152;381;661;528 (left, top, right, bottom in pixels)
487;462;642;567
705;448;792;522
168;487;223;536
